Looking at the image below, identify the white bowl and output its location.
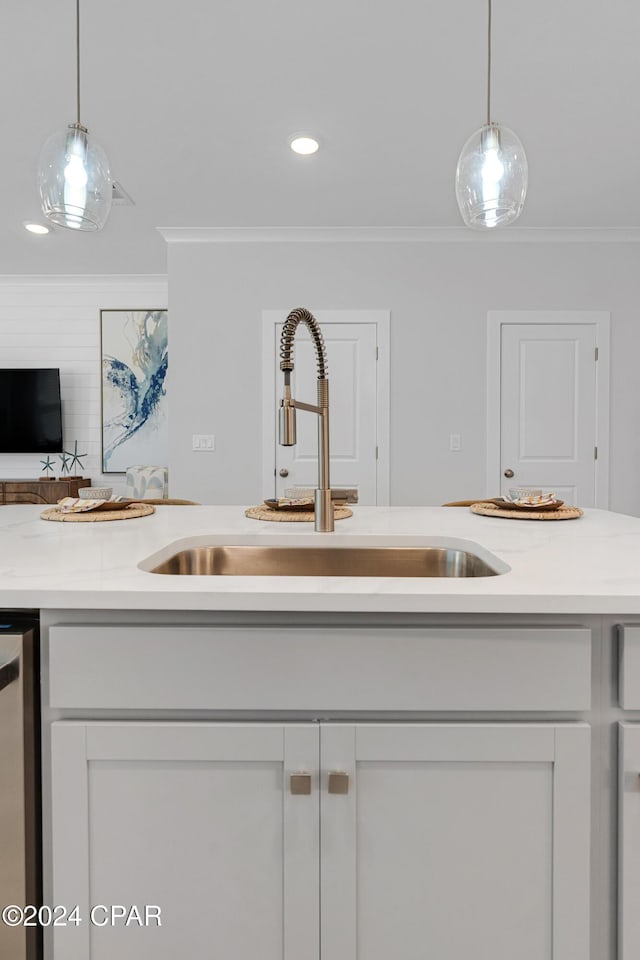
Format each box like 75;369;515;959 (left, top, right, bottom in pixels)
508;486;543;502
78;486;113;500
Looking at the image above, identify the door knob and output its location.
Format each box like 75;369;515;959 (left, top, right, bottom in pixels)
279;468;289;478
503;469;514;478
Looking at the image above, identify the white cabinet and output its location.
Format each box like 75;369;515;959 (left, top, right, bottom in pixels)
619;723;640;960
321;723;590;960
618;626;640;708
51;721;590;960
48;624;592;713
50;723;319;960
618;632;640;959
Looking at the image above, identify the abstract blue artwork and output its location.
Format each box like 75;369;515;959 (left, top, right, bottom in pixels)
101;309;168;473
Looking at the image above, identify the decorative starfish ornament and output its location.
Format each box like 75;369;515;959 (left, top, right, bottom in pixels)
40;456;55;476
66;440;87;474
58;451;71;475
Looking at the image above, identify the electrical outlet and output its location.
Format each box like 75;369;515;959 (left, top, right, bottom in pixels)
449;434;461;452
192;434;215;451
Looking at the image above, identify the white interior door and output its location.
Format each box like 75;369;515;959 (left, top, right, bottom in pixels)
263;311;390;505
500;323;598;505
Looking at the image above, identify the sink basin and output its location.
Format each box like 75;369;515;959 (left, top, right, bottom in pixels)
147;545;501;577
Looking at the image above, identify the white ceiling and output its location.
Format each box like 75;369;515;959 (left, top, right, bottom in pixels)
4;0;640;274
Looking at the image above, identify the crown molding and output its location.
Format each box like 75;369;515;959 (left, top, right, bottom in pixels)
0;274;168;285
158;226;640;244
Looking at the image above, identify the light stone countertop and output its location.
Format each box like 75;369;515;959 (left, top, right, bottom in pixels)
0;503;638;614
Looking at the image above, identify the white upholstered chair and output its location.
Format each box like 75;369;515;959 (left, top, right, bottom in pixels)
124;465;168;500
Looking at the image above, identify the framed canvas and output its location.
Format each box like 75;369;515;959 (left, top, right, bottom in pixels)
100;309;168;474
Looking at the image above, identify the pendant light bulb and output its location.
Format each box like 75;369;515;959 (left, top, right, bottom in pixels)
63;127;89;229
480;127;504;184
455;1;527;229
37;1;112;231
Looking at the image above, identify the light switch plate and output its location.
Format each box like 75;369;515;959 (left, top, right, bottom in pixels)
192;434;215;451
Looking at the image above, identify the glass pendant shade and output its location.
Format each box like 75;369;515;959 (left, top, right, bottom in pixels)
37;123;112;231
455;122;528;229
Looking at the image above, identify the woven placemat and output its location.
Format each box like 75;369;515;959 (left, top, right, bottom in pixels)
470;502;583;521
245;505;353;522
41;503;156;522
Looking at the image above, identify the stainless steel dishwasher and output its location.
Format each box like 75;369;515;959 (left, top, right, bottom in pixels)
0;617;41;960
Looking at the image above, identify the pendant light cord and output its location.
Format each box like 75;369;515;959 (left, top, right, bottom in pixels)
75;0;81;125
486;0;492;125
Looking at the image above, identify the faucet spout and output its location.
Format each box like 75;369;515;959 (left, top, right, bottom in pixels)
278;307;333;532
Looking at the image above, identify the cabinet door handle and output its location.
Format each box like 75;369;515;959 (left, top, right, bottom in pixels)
289;773;312;795
328;771;350;795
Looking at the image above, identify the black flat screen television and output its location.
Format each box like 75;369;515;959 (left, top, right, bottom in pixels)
0;368;63;453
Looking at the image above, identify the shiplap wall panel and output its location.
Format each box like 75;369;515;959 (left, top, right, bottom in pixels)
0;277;167;492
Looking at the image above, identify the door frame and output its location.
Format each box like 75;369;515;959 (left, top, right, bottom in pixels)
261;309;391;504
486;310;610;507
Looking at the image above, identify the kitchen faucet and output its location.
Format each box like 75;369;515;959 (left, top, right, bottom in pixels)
278;307;333;533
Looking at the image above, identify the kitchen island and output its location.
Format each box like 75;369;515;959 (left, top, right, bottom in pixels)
1;502;640;612
1;504;639;960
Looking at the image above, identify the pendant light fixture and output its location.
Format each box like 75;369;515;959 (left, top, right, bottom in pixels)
37;0;112;231
455;0;527;229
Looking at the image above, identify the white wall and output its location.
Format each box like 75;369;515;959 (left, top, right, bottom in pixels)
166;238;640;516
0;276;167;493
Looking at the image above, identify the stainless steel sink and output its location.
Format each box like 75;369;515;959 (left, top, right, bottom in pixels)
147;545;501;577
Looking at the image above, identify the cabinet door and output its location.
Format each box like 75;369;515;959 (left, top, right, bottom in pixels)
321;723;590;960
619;723;640;960
51;722;319;960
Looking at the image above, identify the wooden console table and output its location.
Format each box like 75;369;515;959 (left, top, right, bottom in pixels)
0;478;91;505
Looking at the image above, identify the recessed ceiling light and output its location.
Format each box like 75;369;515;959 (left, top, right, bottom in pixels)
290;136;320;156
24;222;50;235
